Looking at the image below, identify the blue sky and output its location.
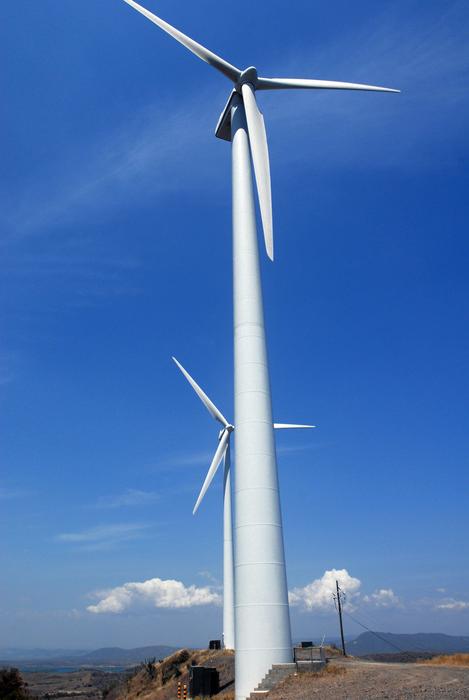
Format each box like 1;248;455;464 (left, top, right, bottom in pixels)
1;0;468;649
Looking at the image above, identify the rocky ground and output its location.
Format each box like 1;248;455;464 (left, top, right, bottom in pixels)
266;658;469;699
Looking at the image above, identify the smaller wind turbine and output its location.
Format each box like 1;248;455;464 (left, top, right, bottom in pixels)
172;357;314;650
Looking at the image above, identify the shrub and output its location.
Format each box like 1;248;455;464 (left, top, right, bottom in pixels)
422;654;469;667
0;668;31;700
143;658;157;679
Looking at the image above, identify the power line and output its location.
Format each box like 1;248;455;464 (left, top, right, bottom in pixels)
344;608;438;656
344;611;408;654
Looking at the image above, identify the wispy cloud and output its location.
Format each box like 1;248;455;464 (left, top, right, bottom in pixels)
56;522;150;551
255;2;469;182
2;90;225;243
363;588;400;608
197;570;220;586
2;252;144;309
5;3;467;246
87;576;221;614
276;442;323;457
95;489;159;509
0;487;27;501
436;598;469;611
157;449;214;470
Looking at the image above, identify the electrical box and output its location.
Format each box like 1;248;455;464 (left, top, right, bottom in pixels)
189;666;220;697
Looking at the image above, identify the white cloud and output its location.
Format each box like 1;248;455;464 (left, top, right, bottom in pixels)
436;599;469;611
289;569;361;612
363;588;400;608
88;568;404;617
87;577;221;614
56;522;149;550
96;489;159;509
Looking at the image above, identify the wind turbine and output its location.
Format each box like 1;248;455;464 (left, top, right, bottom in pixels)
172;357;315;650
121;2;399;697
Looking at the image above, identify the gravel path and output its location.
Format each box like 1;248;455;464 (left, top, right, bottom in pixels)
265;658;469;699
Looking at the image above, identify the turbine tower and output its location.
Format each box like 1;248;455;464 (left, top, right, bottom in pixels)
121;2;398;697
172;357;315;651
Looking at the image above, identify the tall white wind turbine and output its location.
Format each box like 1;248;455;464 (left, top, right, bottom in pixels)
172;357;315;651
122;2;399;697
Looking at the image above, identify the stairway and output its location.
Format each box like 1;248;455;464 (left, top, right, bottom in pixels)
248;663;297;698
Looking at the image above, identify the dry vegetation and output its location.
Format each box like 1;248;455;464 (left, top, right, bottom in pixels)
421;654;469;667
323;645;345;658
105;648;235;700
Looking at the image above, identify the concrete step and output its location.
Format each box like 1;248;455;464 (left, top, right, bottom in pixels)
249;662;297;697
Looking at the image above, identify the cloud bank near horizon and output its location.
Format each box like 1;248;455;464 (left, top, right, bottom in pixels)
87;568;402;615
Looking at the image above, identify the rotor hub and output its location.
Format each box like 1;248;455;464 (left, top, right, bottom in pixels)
236;66;258;92
219;424;235;440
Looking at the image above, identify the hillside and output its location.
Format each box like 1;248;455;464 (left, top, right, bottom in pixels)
106;648;235;700
75;646;178;665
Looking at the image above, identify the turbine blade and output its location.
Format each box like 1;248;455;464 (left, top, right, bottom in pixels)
274;423;316;429
257;77;400;93
172;357;229;428
122;0;241;83
241;83;273;261
193;429;230;514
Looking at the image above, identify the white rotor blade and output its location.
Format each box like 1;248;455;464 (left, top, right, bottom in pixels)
172;357;229;428
193;429;230;514
122;0;241;83
274;424;316;429
241;83;274;261
257;77;399;93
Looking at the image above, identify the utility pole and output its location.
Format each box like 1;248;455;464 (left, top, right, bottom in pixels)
333;580;347;657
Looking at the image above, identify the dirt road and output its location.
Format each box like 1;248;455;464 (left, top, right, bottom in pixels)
266;658;469;699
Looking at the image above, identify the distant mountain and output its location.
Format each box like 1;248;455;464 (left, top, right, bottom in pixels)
0;645;179;669
348;632;469;656
0;648;87;661
75;646;179;665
